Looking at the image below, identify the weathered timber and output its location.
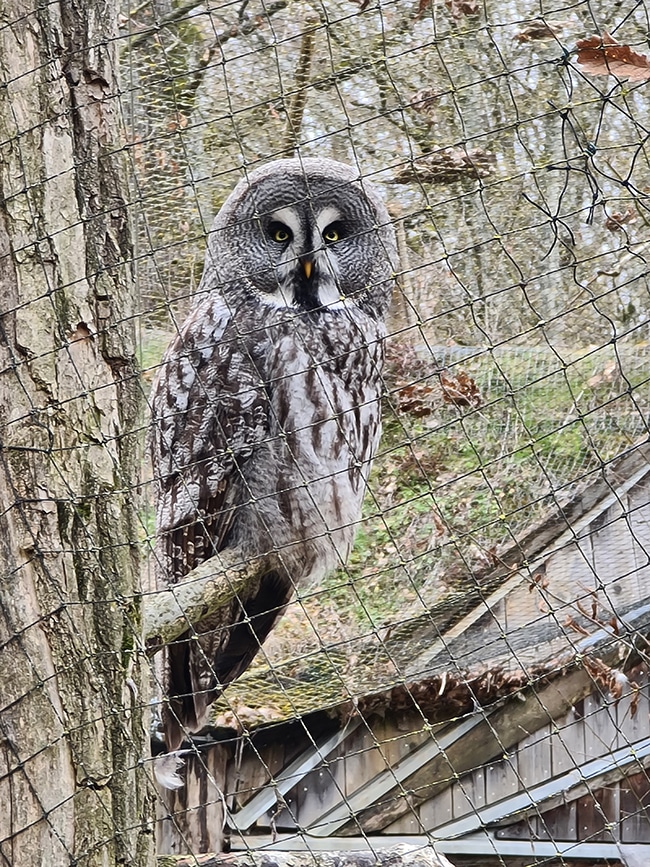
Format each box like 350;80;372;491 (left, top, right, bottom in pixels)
349;666;613;833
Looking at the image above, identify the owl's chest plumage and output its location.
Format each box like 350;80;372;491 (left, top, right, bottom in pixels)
231;306;385;580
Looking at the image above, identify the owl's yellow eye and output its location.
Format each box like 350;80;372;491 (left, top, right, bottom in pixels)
269;222;291;243
323;227;340;243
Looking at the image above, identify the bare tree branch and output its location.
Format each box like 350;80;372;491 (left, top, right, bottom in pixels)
143;549;279;653
128;0;289;50
281;17;318;155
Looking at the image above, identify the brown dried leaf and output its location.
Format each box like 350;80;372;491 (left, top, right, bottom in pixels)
605;208;636;231
529;570;549;591
410;88;440;117
629;681;640;717
440;369;482;408
393;148;496;184
515;20;558;42
576;32;650;81
565;614;590;636
166;112;189;132
444;0;479;20
396;382;436;417
582;655;629;702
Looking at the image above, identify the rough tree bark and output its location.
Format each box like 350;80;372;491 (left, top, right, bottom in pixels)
0;2;154;865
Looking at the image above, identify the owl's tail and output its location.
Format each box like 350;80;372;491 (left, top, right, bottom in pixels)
162;569;293;753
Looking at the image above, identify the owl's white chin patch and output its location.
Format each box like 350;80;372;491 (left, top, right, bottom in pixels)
263;284;295;308
261;249;350;310
316;278;348;309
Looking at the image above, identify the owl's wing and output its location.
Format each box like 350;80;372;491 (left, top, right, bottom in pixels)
150;301;292;748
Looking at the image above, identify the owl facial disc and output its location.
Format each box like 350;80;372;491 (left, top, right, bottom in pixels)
263;204;346;311
204;157;397;321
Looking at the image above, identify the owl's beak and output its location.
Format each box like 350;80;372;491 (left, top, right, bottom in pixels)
301;258;313;280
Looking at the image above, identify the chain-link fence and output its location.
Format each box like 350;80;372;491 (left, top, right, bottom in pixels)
1;0;649;864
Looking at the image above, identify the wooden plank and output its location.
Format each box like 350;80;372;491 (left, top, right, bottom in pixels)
410;786;453;834
576;785;619;842
425;736;650;840
621;770;650;843
157;746;229;856
497;783;619;843
308;715;484;836
353;665;607;833
516;723;551;789
362;716;430;835
228;740;287;811
618;664;649;745
484;755;519;804
628;477;650;583
380;713;430;764
582;690;618;759
229;831;650;861
591;499;640;613
451;764;486;820
289;739;349;832
535;800;578;841
549;534;595;592
229;719;362;830
550;706;586;775
344;723;387;798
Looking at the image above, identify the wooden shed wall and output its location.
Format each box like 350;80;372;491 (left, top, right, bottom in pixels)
221;668;648;843
156;461;650;856
386;667;650;842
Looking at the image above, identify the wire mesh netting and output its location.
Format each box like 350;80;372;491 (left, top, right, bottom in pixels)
1;0;650;864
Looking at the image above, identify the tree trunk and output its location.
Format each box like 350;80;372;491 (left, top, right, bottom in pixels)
0;2;154;864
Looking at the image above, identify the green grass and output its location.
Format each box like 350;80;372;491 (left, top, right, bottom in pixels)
312;341;649;638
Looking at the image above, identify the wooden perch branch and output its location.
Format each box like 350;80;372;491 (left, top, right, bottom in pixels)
143;549;278;654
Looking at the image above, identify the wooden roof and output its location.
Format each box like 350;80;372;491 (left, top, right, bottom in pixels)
207;440;650;732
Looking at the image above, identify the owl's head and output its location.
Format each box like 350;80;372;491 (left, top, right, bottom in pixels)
201;158;397;320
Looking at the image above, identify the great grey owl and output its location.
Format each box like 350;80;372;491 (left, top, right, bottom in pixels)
150;157;397;750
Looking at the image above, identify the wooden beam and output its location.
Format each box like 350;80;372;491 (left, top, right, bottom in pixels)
229;833;650;862
430;735;650;839
306;716;483;837
229;718;362;831
393;442;650;679
405;451;650;680
349;666;608;833
345;600;650;834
